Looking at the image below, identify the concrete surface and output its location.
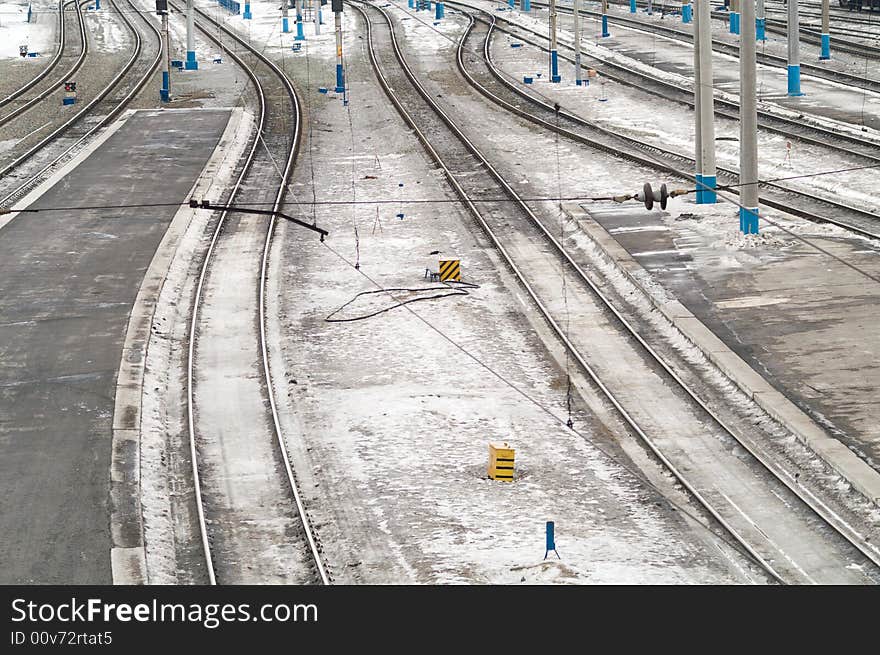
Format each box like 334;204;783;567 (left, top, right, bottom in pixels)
0;108;230;583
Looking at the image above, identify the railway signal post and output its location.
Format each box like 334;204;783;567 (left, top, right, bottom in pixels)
157;0;171;102
820;0;830;59
333;0;345;94
185;0;197;69
788;0;803;95
739;0;759;233
601;0;610;37
549;0;560;82
694;0;716;203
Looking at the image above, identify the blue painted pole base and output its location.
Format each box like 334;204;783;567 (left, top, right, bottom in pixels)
335;63;344;94
243;3;251;19
730;11;739;34
551;50;559;83
739;206;759;234
62;96;76;105
508;0;514;7
436;2;444;19
95;0;100;9
820;33;830;60
787;65;804;96
602;15;609;37
408;0;414;7
756;17;766;41
295;21;305;40
630;0;636;12
522;0;530;10
682;4;691;23
185;50;198;70
696;174;717;204
283;17;289;33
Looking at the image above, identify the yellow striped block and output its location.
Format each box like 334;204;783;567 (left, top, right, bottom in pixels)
438;259;461;282
488;442;515;482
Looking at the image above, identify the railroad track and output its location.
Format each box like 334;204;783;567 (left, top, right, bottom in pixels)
0;0;162;207
358;0;880;582
180;2;329;586
538;0;880;93
446;1;880;234
0;0;73;109
461;10;880;237
603;0;880;58
0;0;88;128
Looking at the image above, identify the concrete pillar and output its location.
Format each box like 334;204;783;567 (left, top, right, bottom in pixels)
185;0;198;69
574;0;582;84
295;0;305;40
243;1;252;19
436;2;444;19
314;0;321;33
756;0;765;41
739;0;759;233
549;0;560;82
788;0;803;95
283;0;290;33
820;0;830;60
696;0;716;203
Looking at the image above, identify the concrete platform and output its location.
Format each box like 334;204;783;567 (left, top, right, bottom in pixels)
569;200;880;508
0;108;230;583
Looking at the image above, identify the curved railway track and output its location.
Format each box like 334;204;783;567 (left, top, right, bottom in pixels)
0;0;72;109
357;0;880;583
180;2;329;586
464;11;880;237
0;0;88;129
538;0;880;93
448;2;880;239
0;0;163;207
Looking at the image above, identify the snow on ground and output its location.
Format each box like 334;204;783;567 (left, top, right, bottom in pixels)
256;4;754;583
0;0;56;58
84;1;130;53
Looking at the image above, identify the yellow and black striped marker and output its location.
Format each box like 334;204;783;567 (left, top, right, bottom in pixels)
438;259;461;282
488;442;515;482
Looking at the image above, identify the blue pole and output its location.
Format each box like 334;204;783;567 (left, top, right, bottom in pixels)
551;50;560;82
522;0;530;10
186;50;198;70
694;174;703;204
682;4;691;23
508;0;514;7
698;175;716;204
730;12;739;34
630;0;636;12
95;0;100;9
739;207;759;234
756;17;765;41
436;2;444;19
788;65;802;96
820;33;830;60
160;71;170;102
408;0;414;7
295;0;305;40
283;17;289;32
243;1;251;19
602;15;609;37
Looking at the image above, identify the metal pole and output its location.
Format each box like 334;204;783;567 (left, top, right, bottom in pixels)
756;0;765;41
574;0;582;85
315;0;321;34
243;0;251;19
696;0;716;203
334;7;344;94
630;0;636;13
522;0;530;11
295;0;305;40
739;0;759;233
282;0;289;33
601;0;609;37
185;0;197;69
788;0;803;95
549;0;560;82
161;12;171;101
819;0;830;60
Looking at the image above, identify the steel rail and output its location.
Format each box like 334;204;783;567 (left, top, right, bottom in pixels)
463;12;880;570
181;2;329;586
463;11;880;239
356;0;802;583
0;0;162;207
0;0;90;127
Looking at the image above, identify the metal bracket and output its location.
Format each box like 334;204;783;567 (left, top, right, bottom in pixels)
190;199;329;241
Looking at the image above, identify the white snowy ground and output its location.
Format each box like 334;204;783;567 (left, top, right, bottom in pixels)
230;3;757;583
0;0;56;58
